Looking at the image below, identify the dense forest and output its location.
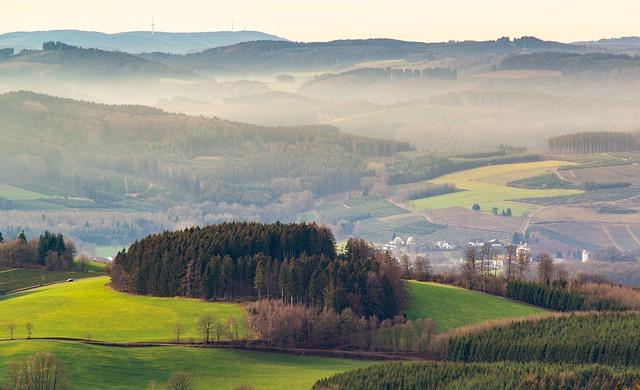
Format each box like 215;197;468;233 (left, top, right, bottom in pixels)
0;91;412;209
446;312;640;366
112;223;407;319
313;361;640;390
547;131;640;154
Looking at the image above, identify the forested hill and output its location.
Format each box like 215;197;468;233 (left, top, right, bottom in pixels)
500;52;640;73
112;223;407;319
548;131;640;154
0;41;195;79
0;91;412;207
0;30;286;54
141;36;576;73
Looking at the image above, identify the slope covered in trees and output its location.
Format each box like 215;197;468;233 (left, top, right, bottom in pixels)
0;91;411;208
313;361;640;390
446;312;640;366
112;223;407;319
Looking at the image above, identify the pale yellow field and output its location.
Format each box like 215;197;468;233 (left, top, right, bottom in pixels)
407;161;582;217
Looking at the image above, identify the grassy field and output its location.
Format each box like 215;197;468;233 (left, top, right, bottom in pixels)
94;245;126;258
0;184;47;200
406;281;544;332
0;277;246;342
0;340;374;390
0;268;100;295
407;161;582;216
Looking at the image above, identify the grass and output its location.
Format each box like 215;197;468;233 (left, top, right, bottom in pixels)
406;281;544;332
0;340;374;390
0;184;47;201
0;277;246;342
407;161;582;216
0;268;100;295
94;245;126;258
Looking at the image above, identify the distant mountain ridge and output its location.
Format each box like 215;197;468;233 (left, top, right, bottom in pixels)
142;36;578;74
0;30;286;54
0;41;196;79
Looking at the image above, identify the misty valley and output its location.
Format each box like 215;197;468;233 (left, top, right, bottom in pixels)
1;25;640;390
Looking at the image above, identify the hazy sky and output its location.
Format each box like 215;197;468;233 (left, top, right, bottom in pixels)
2;0;639;42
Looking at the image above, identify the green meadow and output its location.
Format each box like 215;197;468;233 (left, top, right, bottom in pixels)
0;277;246;342
406;281;544;332
0;340;374;390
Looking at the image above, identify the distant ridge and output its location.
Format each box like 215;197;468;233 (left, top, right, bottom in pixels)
579;37;640;45
0;30;287;54
141;36;577;74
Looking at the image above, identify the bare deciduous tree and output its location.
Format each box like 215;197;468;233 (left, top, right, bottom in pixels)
25;322;33;339
538;253;555;284
7;352;67;390
197;313;214;344
174;323;185;344
7;322;15;340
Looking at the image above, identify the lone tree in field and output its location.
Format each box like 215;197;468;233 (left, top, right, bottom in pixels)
166;372;194;390
174;323;185;344
25;322;33;339
197;313;215;344
7;352;67;390
7;323;15;340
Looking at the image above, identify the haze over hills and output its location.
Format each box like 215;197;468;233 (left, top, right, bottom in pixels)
0;29;287;54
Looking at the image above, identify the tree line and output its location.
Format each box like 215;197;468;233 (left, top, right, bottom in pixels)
0;230;75;271
547;131;640;154
248;300;434;353
112;223;407;320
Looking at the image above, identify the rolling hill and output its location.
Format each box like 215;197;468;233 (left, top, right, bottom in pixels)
0;41;196;79
0;277;246;341
0;30;286;54
0;340;373;390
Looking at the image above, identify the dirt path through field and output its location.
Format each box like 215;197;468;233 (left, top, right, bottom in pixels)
601;224;624;251
626;225;640;247
386;198;435;223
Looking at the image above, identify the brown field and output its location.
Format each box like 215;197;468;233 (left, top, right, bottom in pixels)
564;164;640;186
425;206;521;233
538;221;617;248
424;226;510;246
533;206;640;224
